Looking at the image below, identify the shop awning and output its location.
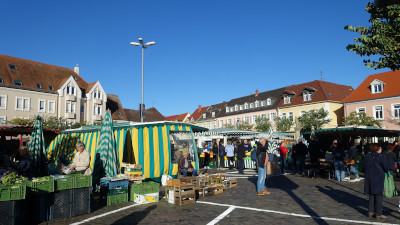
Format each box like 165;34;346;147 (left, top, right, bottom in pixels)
302;126;400;138
194;127;259;136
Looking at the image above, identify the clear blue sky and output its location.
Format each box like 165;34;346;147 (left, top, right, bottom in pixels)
0;0;386;116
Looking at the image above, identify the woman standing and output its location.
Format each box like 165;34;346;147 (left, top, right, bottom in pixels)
364;144;388;219
332;142;346;181
225;141;235;170
203;143;210;169
279;142;289;174
218;141;225;170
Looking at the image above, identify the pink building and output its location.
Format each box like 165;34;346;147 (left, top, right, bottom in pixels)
343;70;400;130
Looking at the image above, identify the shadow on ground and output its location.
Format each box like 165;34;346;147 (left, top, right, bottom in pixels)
111;204;157;225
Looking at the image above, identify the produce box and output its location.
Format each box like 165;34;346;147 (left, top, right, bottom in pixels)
70;174;92;188
124;168;142;173
53;175;74;191
166;179;180;187
100;177;129;190
106;193;128;206
30;177;55;193
121;162;142;170
0;184;26;201
130;181;159;195
133;192;159;204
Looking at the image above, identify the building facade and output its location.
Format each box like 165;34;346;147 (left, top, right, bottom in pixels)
194;103;225;129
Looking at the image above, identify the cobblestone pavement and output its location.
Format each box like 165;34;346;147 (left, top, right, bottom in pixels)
42;169;400;225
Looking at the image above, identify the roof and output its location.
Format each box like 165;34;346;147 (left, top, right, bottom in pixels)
194;127;259;136
196;102;227;122
188;106;210;122
125;107;166;122
0;54;90;94
165;113;190;122
343;70;400;103
279;80;353;108
0;124;60;136
106;94;128;121
303;126;400;138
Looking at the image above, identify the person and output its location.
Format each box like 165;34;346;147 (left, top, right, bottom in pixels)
225;141;235;170
332;141;346;181
279;142;289;174
212;142;219;168
385;145;396;175
178;150;197;177
218;141;225;170
393;140;400;163
308;138;321;179
236;141;246;174
203;143;210;169
70;142;91;174
364;143;388;219
295;139;308;175
346;140;361;182
256;138;270;195
13;146;33;178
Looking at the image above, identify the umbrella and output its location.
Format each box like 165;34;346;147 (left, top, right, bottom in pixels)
94;111;120;178
28;116;48;177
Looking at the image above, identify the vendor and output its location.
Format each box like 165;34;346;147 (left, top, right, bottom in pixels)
13;146;32;178
178;150;197;177
71;142;91;174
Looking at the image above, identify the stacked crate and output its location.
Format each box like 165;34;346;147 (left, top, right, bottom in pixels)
173;183;195;206
100;177;129;206
121;162;144;183
130;181;159;204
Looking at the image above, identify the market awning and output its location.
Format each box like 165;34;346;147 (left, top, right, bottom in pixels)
302;126;400;138
194;127;259;136
0;124;60;136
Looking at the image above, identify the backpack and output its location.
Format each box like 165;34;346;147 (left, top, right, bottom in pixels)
251;145;257;162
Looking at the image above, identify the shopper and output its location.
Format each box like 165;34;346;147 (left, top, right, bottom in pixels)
364;143;388;219
256;138;270;195
203;143;210;169
308;138;321;179
279;142;289;174
225;141;235;170
237;141;246;174
346;140;360;182
212;142;219;168
332;141;346;181
218;141;225;170
295;139;308;175
385;145;396;174
13;146;33;178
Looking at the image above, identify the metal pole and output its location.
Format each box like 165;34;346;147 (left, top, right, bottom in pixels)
141;46;144;122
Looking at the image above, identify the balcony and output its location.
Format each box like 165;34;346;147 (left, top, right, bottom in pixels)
93;98;102;105
93;114;102;121
66;113;76;119
65;95;76;102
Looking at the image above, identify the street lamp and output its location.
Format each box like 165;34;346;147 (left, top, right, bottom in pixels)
130;38;156;122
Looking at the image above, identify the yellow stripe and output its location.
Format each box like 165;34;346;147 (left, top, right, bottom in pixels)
170;125;175;131
118;129;125;166
191;162;195;168
153;126;160;177
185;126;190;131
178;125;183;131
143;127;150;178
47;135;58;159
132;128;139;164
172;164;178;175
162;125;169;175
89;132;97;170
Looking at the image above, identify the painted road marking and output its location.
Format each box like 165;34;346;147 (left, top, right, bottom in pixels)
198;201;399;225
207;206;236;225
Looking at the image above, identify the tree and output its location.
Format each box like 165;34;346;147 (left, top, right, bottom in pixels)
237;122;254;131
7;116;102;131
223;123;235;129
298;108;331;132
343;111;382;127
345;2;400;70
254;117;272;132
274;117;293;132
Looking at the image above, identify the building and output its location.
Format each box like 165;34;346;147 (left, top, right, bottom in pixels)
194;103;225;129
124;108;166;122
217;88;286;130
343;70;400;129
165;112;191;122
188;105;210;123
0;54;107;124
278;80;353;130
106;94;129;122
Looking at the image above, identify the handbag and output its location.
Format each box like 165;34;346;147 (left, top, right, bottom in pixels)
384;171;396;198
345;158;356;165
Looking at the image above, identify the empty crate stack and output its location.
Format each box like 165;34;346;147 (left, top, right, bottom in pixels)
100;177;129;206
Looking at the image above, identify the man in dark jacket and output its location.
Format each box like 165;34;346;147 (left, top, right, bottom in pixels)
13;146;33;178
218;141;225;170
385;145;396;174
295;139;308;175
256;138;270;195
308;138;321;178
364;144;388;219
237;141;246;174
178;150;197;177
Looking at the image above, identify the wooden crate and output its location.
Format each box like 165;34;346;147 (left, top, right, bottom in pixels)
214;184;223;195
180;177;198;186
193;187;204;198
197;176;210;187
223;180;230;189
174;184;195;206
166;179;181;187
229;179;237;188
121;162;142;170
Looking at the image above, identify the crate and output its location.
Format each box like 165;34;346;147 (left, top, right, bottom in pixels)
0;185;26;201
72;187;91;216
49;189;73;220
166;179;180;187
29;194;52;223
30;179;55;193
180;177;198;186
0;200;15;225
132;192;159;204
70;174;92;188
106;193;129;206
197;176;210;187
194;187;205;198
121;162;142;170
213;184;223;195
53;175;75;191
174;184;195;206
229;179;237;188
102;187;128;196
100;177;129;190
130;181;159;198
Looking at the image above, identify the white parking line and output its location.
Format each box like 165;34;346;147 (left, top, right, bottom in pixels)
207;206;236;225
197;201;399;225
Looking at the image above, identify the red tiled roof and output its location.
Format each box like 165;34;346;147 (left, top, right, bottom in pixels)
343;70;400;103
0;54;90;93
87;82;97;92
165;113;189;122
106;94;128;121
188;106;210;122
279;80;353;107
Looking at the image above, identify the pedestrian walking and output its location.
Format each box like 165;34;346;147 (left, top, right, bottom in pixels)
295;139;307;175
212;142;219;168
308;138;321;179
345;140;360;182
203;143;210;169
218;141;225;170
256;138;270;195
332;141;346;181
225;141;235;170
364;143;389;219
279;142;289;174
237;141;246;174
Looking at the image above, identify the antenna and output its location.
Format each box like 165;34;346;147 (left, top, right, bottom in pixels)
320;71;323;80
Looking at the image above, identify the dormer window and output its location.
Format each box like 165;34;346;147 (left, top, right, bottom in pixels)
244;103;248;109
14;80;22;86
73;76;78;81
255;101;260;107
36;83;42;89
284;95;291;104
48;85;54;91
235;105;238;111
239;105;243;110
226;107;229;113
267;98;271;105
230;107;234;112
203;113;206;118
250;103;254;108
370;79;384;94
8;64;18;70
117;110;122;116
212;112;215;117
261;101;265;107
303;92;312;101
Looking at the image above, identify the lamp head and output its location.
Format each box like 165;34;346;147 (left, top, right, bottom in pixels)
138;38;143;43
130;42;140;46
146;41;156;46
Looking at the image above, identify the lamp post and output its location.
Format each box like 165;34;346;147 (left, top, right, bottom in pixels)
130;38;156;122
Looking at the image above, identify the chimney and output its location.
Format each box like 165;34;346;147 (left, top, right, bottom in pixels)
197;105;202;112
74;64;79;74
255;89;259;96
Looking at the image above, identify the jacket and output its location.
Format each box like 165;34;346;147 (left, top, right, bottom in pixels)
73;150;91;172
295;142;308;157
212;145;219;155
256;143;269;168
308;140;321;162
14;154;32;178
385;151;396;171
279;145;288;158
364;152;388;195
236;144;246;160
178;156;193;172
225;145;235;157
218;144;225;156
331;147;345;162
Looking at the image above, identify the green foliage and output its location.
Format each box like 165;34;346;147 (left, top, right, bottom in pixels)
223;123;235;129
345;2;400;70
254;116;272;132
7;116;102;131
343;111;382;127
298;108;331;132
237;122;254;131
274;117;293;132
6;118;34;127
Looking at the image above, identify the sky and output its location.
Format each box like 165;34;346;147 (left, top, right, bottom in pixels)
0;0;387;116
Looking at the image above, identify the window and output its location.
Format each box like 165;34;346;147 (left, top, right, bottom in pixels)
235;117;240;125
71;87;75;95
234;105;238;111
267;98;271;105
23;98;29;111
14;80;22;86
0;116;6;125
36;83;42;89
303;92;312;101
281;112;287;118
260;101;265;107
288;112;294;121
218;120;223;127
243;116;249;123
244;103;248;109
239;105;243;110
212;112;215;117
300;110;306;116
81;105;84;113
73;76;78;81
0;95;7;110
250;103;254;108
38;99;46;113
94;88;101;99
227;119;232;125
392;104;400;118
261;114;267;118
373;106;383;120
256;101;260;107
66;102;71;113
269;112;276;121
16;97;29;111
49;85;54;91
372;84;383;94
66;86;70;94
356;107;366;114
8;64;18;70
230;107;234;112
203;113;206;118
72;102;76;113
226;107;229;113
48;101;55;113
252;115;257;124
283;96;291;104
0;78;3;84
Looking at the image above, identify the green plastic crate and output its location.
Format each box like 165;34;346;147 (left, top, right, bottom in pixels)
0;184;27;201
70;174;92;188
107;193;128;206
130;181;159;196
107;187;128;196
53;175;75;190
30;179;55;193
